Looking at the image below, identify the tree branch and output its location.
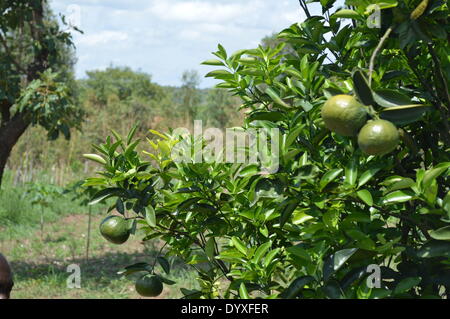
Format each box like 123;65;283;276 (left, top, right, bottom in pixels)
0;33;27;74
298;0;311;19
368;26;393;86
428;43;450;109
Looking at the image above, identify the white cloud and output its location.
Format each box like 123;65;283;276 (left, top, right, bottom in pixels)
149;0;252;23
179;29;202;41
78;30;128;46
50;0;325;87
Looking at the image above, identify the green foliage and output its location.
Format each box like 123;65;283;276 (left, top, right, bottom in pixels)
0;0;80;123
0;171;83;240
0;0;83;185
16;69;82;140
82;66;166;106
84;0;449;299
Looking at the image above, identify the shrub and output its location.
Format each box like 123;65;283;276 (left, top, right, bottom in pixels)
84;1;450;299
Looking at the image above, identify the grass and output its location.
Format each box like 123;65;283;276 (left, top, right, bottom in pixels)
0;171;199;299
0;170;83;241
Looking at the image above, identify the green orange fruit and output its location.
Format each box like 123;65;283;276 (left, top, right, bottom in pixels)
358;119;400;155
99;215;130;245
135;275;163;297
321;95;368;136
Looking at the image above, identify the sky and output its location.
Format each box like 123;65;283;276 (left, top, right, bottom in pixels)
50;0;322;88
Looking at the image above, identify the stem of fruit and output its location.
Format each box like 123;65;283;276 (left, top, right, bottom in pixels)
150;242;167;274
367;105;379;120
368;26;393;87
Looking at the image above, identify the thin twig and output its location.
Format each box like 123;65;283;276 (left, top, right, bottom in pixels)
298;0;311;18
85;206;92;262
428;44;450;105
368;26;393;86
405;46;450;146
150;242;168;273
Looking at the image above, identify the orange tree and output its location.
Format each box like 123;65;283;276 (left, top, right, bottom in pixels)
83;0;449;299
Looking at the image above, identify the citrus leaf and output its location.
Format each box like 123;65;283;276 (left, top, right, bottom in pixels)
281;276;315;299
149;129;168;140
340;266;368;290
417;241;450;258
266;87;289;108
89;188;122;205
177;197;202;212
320;168;343;190
145;206;156;228
422;162;450;190
239;164;259;177
352;70;374;106
285;124;305;149
239;283;250;299
323;248;358;281
357;189;373;206
373;89;411;108
253;242;272;265
429;226;450;241
358;167;382;188
231;236;247;256
264;248;280;267
380;104;432;126
332;9;360;19
156;274;176;285
205;69;233;78
394;277;421;294
205;237;216;259
386;178;415;193
126;125;138;145
410;0;429;20
322;280;344;299
443;192;450;214
279;199;300;227
287;245;311;261
157;257;171;275
345;157;358;187
117;262;149;276
180;288;202;299
116;198;124;215
201;59;225;66
382;190;415;204
83;153;107;165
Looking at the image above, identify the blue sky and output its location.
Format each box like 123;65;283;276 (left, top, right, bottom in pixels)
50;0;323;88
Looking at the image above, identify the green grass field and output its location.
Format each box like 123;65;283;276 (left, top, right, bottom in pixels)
0;172;198;299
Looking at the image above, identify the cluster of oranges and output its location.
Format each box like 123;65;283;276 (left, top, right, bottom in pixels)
321;95;400;155
99;215;164;297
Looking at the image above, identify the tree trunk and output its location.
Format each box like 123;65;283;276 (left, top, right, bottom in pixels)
0;1;46;187
0;113;30;186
